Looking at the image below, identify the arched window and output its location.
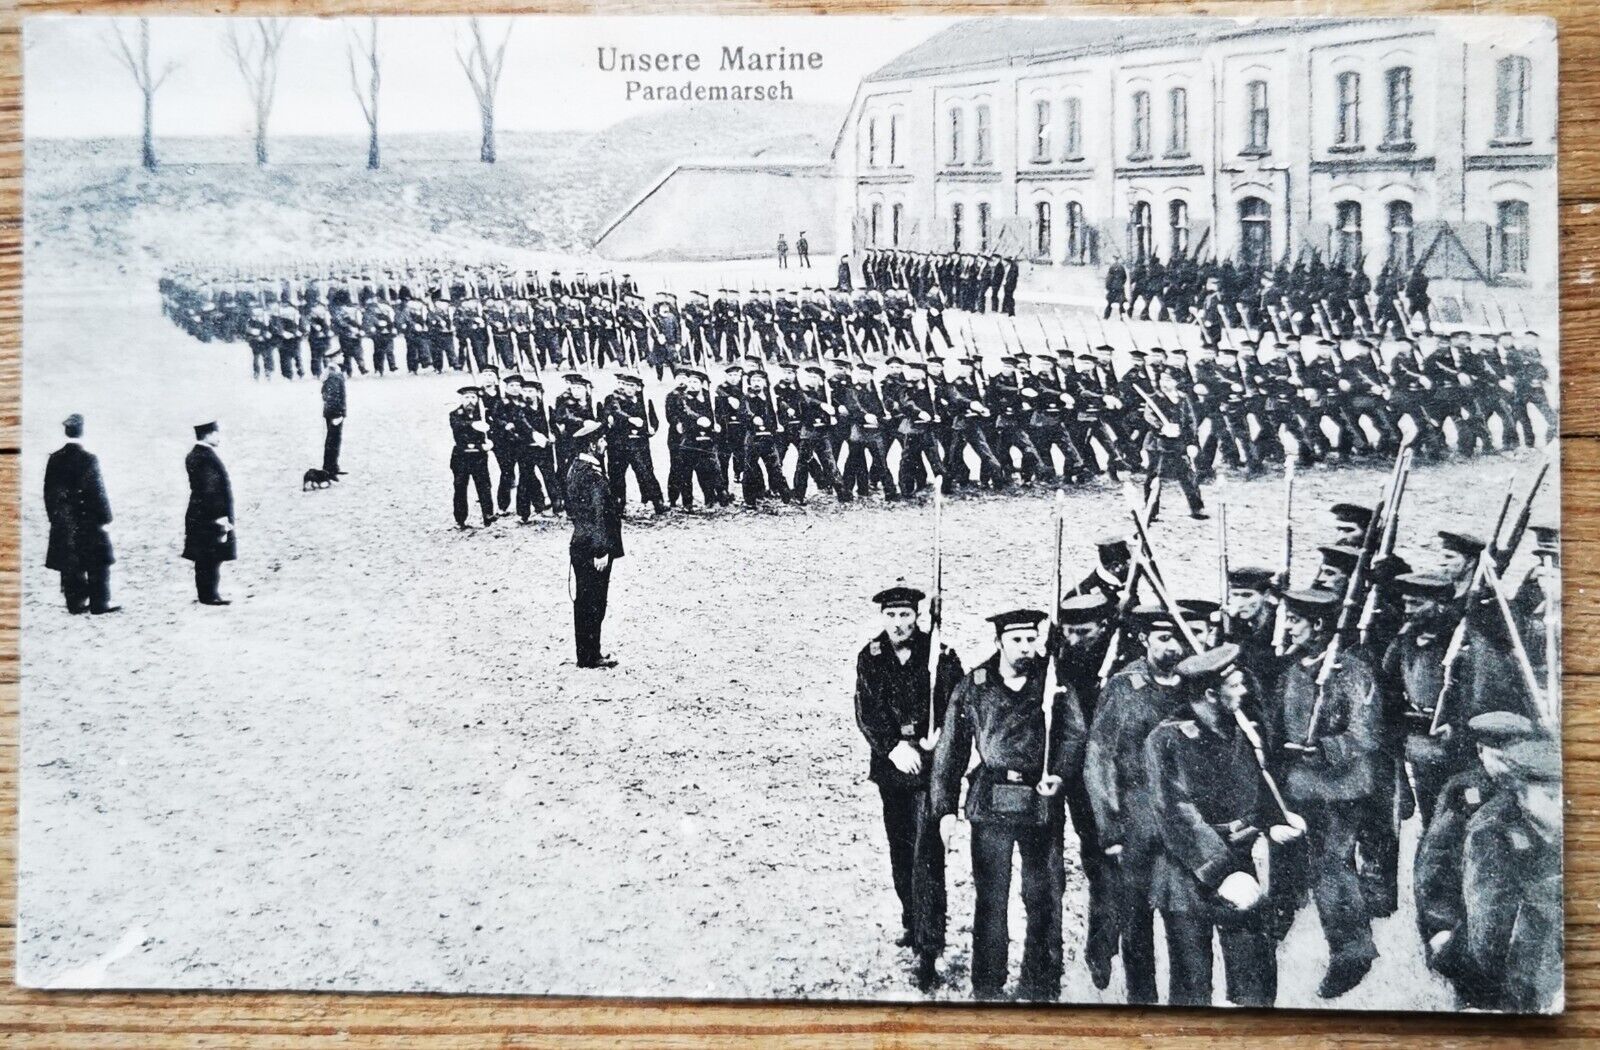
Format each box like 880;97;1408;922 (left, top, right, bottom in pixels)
1066;201;1087;264
869;202;882;247
866;117;879;168
1385;67;1413;145
1386;201;1414;270
888;113;901;166
1246;80;1270;152
1064;97;1083;159
978;203;992;251
948;107;964;165
1169;200;1190;257
1336;71;1361;145
1238;196;1272;266
1497;200;1530;276
1131;90;1152;157
1168;87;1189;156
951;202;964;252
1335;201;1363;267
1131;200;1154;261
974;104;993;165
1035;200;1053;257
1496;55;1532;141
892;203;904;247
1033;100;1052;162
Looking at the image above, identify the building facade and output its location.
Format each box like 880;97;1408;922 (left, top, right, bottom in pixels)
834;17;1556;296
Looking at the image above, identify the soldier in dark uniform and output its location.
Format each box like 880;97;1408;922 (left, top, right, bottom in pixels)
1273;588;1382;999
448;386;496;529
989;356;1050;486
942;356;1003;491
44;414;118;615
893;360;944;496
1052;593;1119;985
1147;644;1291;1007
603;373;667;516
737;368;792;507
1104;261;1128;319
1085;604;1196;1004
668;369;725;510
184;420;236;606
517;379;562;519
791;365;843;502
565;420;624;670
840;361;899;502
1457;737;1563;1013
714;364;748;494
363;294;398;375
932;609;1087;1001
551;372;597;485
320;364;346;477
854;584;964;989
1413;710;1543;1008
1141;369;1208;520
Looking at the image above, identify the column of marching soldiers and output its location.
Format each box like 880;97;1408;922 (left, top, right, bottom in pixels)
854;449;1560;1010
158;253;1552;530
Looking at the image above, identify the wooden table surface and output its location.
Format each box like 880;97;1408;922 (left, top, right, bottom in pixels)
1;1;1594;1045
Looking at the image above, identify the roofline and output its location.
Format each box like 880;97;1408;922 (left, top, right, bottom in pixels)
861;15;1373;87
592;161;834;248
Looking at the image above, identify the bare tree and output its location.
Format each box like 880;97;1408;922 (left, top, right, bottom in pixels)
457;18;512;164
347;18;381;170
107;18;178;171
225;18;290;166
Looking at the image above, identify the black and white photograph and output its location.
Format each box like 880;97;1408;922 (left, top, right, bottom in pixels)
19;13;1562;1013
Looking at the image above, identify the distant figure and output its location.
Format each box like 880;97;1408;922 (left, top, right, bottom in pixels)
797;231;812;268
321;364;346;476
837;254;853;292
44;413;118;615
777;235;790;269
183;420;236;606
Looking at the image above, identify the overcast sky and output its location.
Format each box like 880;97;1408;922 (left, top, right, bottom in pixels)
24;15;956;139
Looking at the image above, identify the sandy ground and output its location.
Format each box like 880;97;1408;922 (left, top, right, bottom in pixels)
16;269;1557;1009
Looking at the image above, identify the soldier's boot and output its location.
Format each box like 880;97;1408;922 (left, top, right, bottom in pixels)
911;951;938;992
1318;940;1377;1000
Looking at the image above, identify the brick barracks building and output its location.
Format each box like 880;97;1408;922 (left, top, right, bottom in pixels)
833;17;1556;301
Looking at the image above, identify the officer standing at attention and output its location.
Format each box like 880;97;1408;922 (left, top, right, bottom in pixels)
566;420;624;670
183;420;236;606
44;413;119;615
853;584;964;990
932;609;1087;1002
320;360;347;477
448;385;495;529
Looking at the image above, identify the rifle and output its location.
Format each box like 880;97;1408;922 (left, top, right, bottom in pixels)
1303;432;1414;737
1217;503;1231;639
1358;447;1414;645
1037;491;1068;797
1429;460;1546;735
1272;460;1295;653
920;486;946;750
1123;485;1298;824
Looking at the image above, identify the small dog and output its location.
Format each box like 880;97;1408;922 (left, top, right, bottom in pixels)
302;468;336;490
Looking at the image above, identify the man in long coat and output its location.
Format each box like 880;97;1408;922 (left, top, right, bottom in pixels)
44;413;118;614
184;420;236;606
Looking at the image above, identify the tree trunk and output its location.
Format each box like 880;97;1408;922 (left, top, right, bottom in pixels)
255;117;269;166
141;91;156;171
480;108;496;164
367;123;379;170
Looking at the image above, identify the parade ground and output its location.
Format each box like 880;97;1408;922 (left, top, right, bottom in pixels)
15;263;1556;1006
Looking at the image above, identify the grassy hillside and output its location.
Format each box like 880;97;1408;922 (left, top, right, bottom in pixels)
24;103;842;277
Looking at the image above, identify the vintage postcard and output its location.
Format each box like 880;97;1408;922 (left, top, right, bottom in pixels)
20;14;1561;1012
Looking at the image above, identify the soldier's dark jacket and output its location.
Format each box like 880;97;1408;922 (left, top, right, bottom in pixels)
1085;657;1185;854
1145;711;1276;917
931;653;1088;822
1461;791;1563;1012
854;629;963;789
